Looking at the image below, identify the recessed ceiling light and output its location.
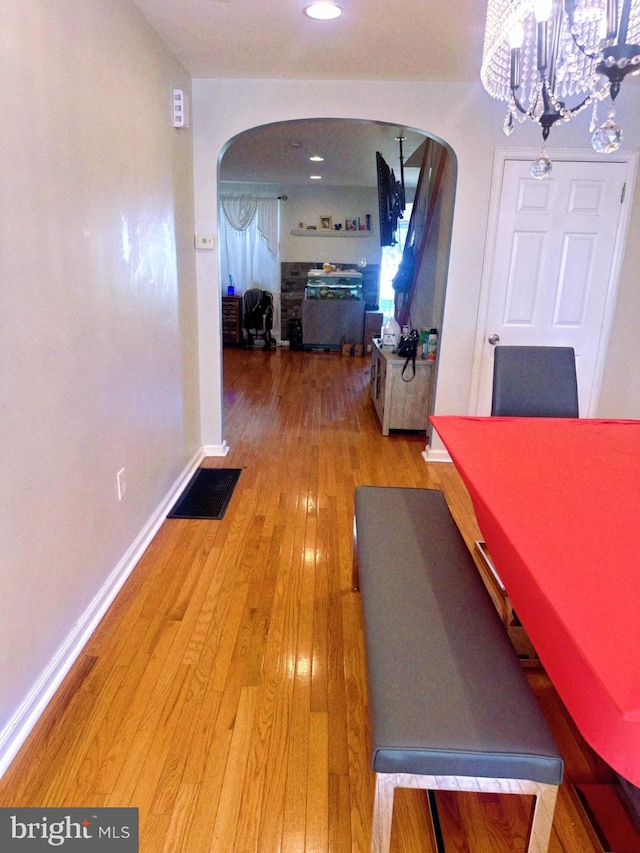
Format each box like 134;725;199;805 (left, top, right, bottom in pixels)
309;155;324;162
304;3;343;21
310;175;323;180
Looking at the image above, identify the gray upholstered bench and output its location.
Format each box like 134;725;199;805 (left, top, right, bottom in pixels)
353;486;563;853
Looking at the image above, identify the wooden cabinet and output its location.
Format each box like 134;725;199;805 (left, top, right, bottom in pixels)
370;338;434;435
222;296;243;344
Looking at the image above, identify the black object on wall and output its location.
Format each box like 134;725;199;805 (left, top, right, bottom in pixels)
376;151;404;247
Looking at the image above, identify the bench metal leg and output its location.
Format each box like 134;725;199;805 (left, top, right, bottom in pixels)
526;783;558;853
371;774;395;853
371;774;442;853
371;772;558;853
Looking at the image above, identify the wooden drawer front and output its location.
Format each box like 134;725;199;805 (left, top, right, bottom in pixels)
222;296;242;344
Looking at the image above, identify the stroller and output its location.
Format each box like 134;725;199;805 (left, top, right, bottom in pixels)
243;288;275;350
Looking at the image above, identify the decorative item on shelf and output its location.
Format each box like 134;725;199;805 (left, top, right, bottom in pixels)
345;218;357;231
481;0;640;173
320;215;333;230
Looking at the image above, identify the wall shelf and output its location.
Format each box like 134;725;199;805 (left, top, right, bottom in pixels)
290;229;370;238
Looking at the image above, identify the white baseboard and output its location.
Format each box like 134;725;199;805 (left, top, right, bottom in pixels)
0;448;207;780
202;440;229;456
421;446;451;463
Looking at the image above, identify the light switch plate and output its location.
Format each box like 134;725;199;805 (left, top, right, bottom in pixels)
172;88;189;128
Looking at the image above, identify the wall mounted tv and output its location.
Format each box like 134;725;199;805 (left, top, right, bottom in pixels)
376;151;405;247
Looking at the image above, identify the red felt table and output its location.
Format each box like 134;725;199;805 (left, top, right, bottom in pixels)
430;416;640;787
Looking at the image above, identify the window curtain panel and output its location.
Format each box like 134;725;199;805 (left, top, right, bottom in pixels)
219;196;281;341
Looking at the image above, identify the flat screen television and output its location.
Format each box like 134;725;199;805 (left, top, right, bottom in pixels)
376;151;405;247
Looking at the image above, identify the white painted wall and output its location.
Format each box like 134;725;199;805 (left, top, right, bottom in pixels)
193;77;640;449
0;0;200;768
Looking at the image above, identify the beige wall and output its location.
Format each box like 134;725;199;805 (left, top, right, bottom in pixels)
0;0;199;769
599;189;640;418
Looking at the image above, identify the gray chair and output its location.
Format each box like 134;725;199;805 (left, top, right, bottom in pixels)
480;346;580;661
491;345;579;418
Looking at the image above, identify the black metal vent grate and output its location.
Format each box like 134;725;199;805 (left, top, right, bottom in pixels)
167;468;242;520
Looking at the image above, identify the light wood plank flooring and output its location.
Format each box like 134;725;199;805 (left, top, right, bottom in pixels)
0;347;616;850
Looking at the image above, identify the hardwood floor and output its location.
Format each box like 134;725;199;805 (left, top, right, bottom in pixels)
0;347;615;850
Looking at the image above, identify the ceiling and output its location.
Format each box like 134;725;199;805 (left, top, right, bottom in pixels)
218;119;428;187
132;0;487;188
132;0;486;82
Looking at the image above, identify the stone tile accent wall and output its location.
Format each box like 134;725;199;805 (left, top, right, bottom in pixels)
280;261;380;341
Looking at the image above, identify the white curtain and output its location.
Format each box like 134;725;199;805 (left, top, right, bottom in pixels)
219;195;281;340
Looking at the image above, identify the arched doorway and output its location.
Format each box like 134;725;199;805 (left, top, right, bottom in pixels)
218;118;455;357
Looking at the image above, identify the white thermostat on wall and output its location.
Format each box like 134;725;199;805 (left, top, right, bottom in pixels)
195;234;215;250
172;89;189;128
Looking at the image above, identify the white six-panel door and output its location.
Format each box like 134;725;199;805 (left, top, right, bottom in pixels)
471;153;635;417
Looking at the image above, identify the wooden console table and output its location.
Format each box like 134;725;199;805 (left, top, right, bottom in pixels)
370;339;434;435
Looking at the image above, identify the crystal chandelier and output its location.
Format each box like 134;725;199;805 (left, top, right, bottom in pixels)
481;0;640;157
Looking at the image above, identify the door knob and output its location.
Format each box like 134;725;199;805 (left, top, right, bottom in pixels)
488;334;500;345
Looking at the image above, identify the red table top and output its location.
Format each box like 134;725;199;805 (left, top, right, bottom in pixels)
430;416;640;786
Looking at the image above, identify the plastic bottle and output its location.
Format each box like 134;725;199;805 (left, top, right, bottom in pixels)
426;328;438;361
382;316;401;349
420;330;429;358
228;275;235;296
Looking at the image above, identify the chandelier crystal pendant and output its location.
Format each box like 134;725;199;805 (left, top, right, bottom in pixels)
481;0;640;153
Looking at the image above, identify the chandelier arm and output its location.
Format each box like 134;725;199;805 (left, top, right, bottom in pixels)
560;92;593;116
537;18;549;74
547;1;565;95
510;46;521;90
510;87;536;119
606;0;620;40
619;0;632;43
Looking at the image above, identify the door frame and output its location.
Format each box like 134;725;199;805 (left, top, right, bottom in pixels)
468;147;638;417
